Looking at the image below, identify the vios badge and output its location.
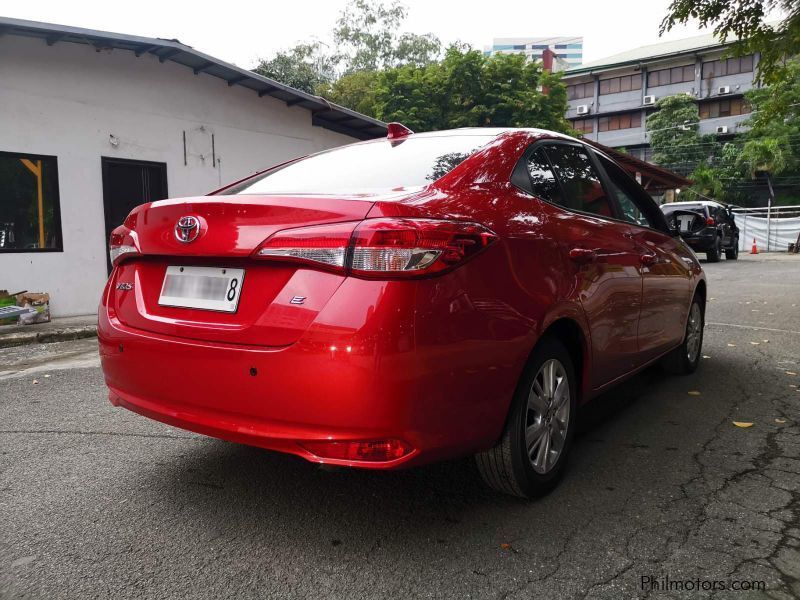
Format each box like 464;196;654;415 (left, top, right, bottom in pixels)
175;216;201;243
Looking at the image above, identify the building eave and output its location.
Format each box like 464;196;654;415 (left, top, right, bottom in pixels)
0;16;388;141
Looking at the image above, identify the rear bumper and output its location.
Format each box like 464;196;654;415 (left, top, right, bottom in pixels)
681;229;717;251
98;274;521;468
99;313;425;468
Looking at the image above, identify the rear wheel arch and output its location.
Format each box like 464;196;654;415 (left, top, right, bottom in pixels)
537;318;588;404
694;280;707;312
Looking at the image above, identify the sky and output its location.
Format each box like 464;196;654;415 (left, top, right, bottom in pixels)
0;0;745;68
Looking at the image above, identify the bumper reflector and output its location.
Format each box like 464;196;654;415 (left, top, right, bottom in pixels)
301;439;412;462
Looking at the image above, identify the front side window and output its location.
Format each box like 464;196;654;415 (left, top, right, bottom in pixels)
543;145;613;218
0;152;62;251
224;135;496;195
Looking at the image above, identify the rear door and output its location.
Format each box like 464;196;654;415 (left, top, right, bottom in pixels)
540;143;645;388
592;152;694;362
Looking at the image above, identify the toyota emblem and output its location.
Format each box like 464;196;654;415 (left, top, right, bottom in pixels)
175;216;201;243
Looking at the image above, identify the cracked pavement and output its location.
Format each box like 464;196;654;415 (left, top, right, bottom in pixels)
1;253;799;599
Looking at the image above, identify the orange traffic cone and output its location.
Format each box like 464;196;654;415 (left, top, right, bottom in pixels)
751;238;758;254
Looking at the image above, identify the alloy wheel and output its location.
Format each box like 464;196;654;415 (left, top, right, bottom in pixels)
686;302;703;363
525;359;570;474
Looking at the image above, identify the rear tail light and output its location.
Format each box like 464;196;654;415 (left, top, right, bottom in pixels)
254;222;351;269
109;227;140;266
706;217;715;226
254;218;496;277
300;439;413;462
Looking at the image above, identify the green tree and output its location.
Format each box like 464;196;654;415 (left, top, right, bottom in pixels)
371;46;572;133
646;95;712;170
253;43;336;94
690;143;744;202
333;0;441;73
661;0;800;84
253;1;441;98
689;57;800;204
318;71;381;117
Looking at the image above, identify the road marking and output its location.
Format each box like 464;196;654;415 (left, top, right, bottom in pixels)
707;322;800;335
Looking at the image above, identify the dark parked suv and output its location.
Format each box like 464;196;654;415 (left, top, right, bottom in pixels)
661;201;739;262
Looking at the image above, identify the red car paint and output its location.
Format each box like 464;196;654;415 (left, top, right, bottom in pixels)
99;128;704;468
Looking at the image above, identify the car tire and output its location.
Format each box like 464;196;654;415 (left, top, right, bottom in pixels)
725;238;739;260
475;336;578;498
706;238;721;262
661;293;705;375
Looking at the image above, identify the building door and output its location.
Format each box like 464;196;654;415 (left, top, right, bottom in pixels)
101;157;168;272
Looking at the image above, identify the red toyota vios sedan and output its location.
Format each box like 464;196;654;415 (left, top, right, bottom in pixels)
99;125;706;498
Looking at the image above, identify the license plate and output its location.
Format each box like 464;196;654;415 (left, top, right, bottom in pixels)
158;266;244;313
677;215;694;232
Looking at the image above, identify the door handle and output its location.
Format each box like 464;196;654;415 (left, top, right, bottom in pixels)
569;248;596;264
640;253;658;266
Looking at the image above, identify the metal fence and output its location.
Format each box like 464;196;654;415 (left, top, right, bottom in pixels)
732;205;800;252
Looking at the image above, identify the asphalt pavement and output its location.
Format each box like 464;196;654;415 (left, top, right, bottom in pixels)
1;253;799;599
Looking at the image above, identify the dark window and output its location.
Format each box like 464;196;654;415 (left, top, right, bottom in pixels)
702;55;753;79
598;112;642;132
567;81;593;100
525;149;562;204
544;145;613;217
0;152;62;252
699;98;750;119
532;45;549;49
513;44;526;50
226;135;496;195
571;118;594;133
555;44;567;49
596;155;655;228
647;64;695;87
599;74;642;95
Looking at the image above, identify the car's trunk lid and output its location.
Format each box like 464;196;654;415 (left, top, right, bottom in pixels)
668;209;708;234
110;194;374;347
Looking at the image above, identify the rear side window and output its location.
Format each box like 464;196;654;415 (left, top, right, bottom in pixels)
526;149;562;204
543;145;614;218
223;135;496;195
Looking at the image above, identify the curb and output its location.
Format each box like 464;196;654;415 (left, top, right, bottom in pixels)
0;326;98;349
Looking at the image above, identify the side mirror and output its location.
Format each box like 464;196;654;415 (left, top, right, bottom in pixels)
669;226;682;238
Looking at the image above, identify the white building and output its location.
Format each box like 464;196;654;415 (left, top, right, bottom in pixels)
484;37;584;68
0;17;386;316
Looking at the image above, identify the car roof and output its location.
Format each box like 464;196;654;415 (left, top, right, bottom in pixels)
398;127;576;142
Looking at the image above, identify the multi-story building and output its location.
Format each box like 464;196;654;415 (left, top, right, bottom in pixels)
484;37;583;68
561;32;758;166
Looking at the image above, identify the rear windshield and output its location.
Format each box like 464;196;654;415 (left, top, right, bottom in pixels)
662;203;708;216
223;135;496;195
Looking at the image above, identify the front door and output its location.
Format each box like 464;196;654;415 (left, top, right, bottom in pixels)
592;151;694;362
101;157;168;272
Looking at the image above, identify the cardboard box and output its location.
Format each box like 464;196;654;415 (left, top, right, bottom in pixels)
16;292;51;325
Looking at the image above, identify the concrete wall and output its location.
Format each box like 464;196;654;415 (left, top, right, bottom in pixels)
0;36;357;316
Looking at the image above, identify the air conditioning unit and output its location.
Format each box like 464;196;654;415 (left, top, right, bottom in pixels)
643;95;656;106
576;105;590;115
716;125;729;134
718;85;731;95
